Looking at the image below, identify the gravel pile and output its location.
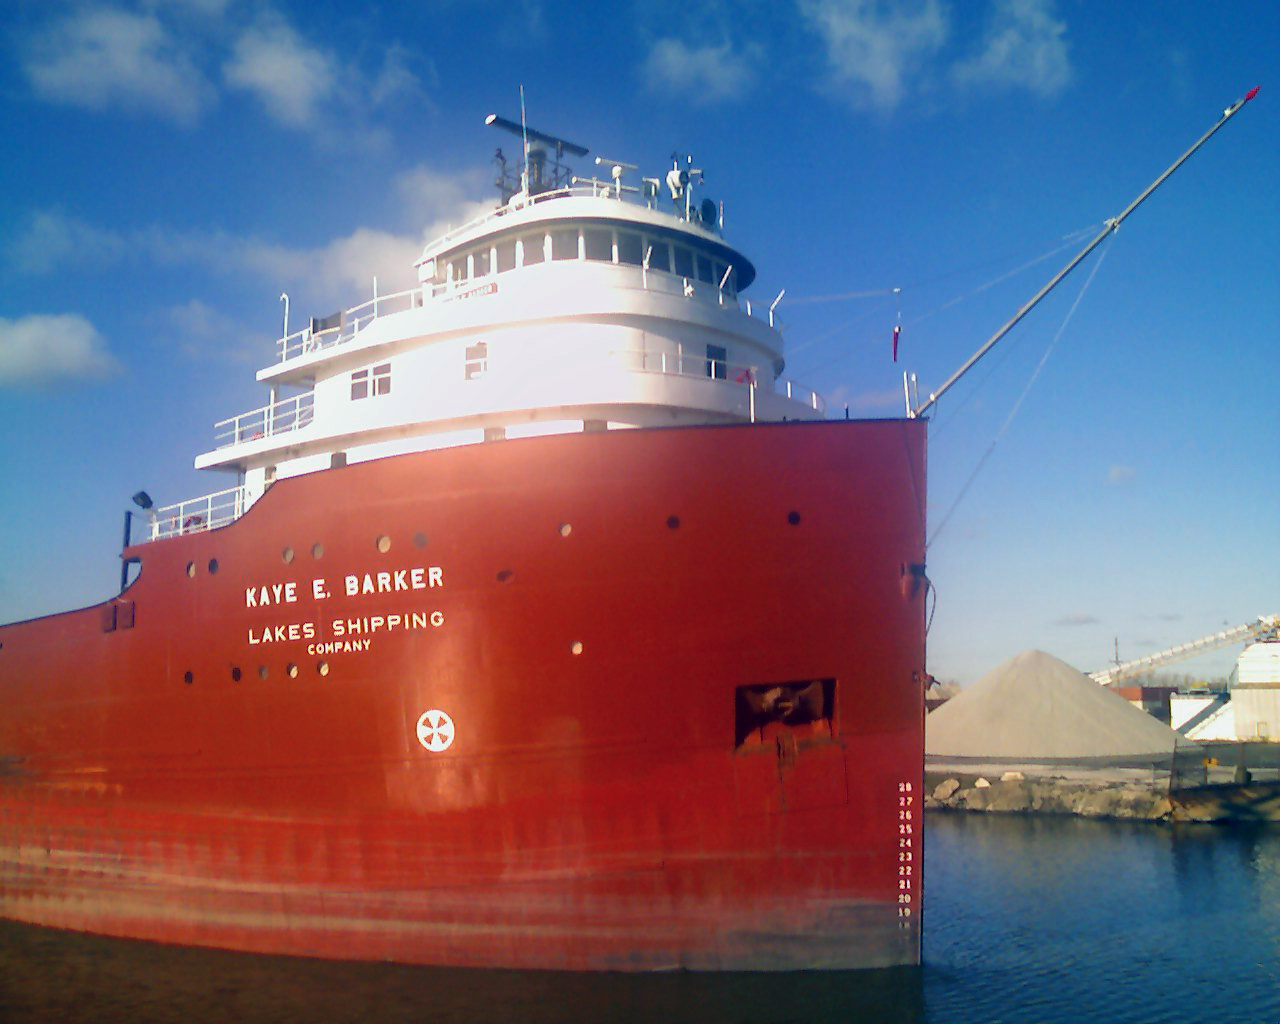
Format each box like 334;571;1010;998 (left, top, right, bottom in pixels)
926;649;1185;762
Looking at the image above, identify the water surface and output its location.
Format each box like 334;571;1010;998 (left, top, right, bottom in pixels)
2;814;1276;1023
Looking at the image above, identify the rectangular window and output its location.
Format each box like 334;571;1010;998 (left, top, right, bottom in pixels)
696;253;713;283
496;238;517;273
706;344;727;380
465;341;488;381
521;233;545;265
352;364;392;400
617;232;643;266
673;246;693;278
473;248;491;277
647;241;670;273
551;229;578;261
584;228;612;262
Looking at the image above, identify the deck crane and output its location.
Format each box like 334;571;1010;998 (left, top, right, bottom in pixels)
1089;616;1280;686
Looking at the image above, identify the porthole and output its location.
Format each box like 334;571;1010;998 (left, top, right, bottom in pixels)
667;515;681;530
311;543;325;560
183;671;194;686
282;547;295;564
787;511;802;526
207;558;219;574
287;663;299;679
258;665;269;680
231;667;242;682
376;535;391;554
496;569;514;583
571;641;584;656
186;561;196;578
318;661;330;677
413;532;428;549
559;523;572;538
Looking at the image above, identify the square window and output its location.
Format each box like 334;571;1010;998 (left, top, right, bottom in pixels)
351;369;369;400
706;344;727;380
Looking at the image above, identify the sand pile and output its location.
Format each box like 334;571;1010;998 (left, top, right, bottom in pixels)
926;649;1185;763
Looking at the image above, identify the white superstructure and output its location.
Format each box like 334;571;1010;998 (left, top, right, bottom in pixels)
148;118;824;540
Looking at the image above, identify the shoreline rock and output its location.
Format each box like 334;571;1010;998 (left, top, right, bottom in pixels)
926;772;1174;821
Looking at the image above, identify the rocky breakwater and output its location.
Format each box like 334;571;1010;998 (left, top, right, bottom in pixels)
926;770;1174;821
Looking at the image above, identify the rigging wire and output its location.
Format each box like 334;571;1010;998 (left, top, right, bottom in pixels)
926;236;1115;552
783;227;1099;380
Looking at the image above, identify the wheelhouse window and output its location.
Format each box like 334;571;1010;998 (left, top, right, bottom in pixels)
473;248;491;277
584;228;612;262
617;232;643;266
496;238;517;273
696;253;713;283
647;241;670;273
551;229;578;261
465;341;488;381
521;233;545;265
351;362;391;400
706;344;727;380
673;246;693;279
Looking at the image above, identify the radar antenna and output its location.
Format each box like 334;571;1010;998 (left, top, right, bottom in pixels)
485;112;588;201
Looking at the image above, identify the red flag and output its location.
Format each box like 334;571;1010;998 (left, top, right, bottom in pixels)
892;325;901;362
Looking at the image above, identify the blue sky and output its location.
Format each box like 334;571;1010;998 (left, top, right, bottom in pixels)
2;0;1276;684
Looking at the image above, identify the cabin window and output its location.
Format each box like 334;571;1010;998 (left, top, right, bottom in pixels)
449;258;467;284
496;238;517;273
584;228;612;262
706;344;727;380
473;248;491;277
647;241;670;273
673;246;693;279
465;341;488;381
521;233;546;266
617;232;643;266
551;229;578;261
351;363;392;400
696;253;713;283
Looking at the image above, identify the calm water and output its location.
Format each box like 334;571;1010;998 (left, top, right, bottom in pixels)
1;814;1277;1023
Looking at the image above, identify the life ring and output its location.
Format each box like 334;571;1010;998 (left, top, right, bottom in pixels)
183;515;204;531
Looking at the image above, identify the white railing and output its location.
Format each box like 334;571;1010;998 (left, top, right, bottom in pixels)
214;392;315;449
278;287;426;362
615;349;825;415
141;486;247;542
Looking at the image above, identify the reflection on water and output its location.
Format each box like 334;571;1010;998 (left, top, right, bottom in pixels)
3;815;1278;1023
0;920;921;1024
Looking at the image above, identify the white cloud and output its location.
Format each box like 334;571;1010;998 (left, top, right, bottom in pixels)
8;166;494;308
223;16;339;128
642;39;757;104
21;7;212;124
0;314;122;389
798;0;949;110
7;209;126;275
952;0;1071;97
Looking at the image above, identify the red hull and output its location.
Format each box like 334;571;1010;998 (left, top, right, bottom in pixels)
0;420;926;971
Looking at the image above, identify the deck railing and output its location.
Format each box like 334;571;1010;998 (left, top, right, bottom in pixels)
213;392;315;449
140;486;247;543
